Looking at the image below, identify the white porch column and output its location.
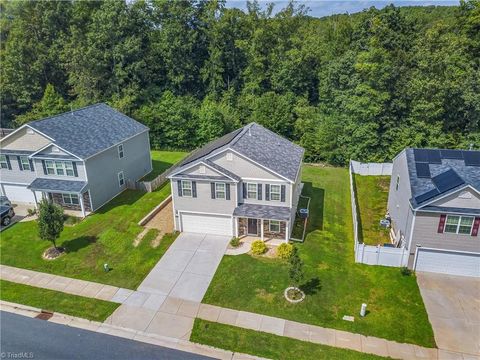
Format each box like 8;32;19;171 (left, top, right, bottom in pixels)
32;191;38;209
285;221;289;243
79;192;86;218
234;217;238;237
261;219;264;241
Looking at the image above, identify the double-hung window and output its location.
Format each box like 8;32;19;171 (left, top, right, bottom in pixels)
269;220;280;233
181;180;192;197
118;171;125;187
444;215;474;235
55;161;65;175
270;184;281;201
20;156;30;171
0;155;8;169
118;144;124;159
62;193;79;205
247;183;257;199
215;183;226;199
65;162;74;176
45;160;55;175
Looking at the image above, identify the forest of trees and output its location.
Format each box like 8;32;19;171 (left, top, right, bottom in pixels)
1;0;479;165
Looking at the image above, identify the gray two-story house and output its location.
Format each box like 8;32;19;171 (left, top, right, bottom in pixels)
387;148;480;277
0;104;152;217
167;123;304;241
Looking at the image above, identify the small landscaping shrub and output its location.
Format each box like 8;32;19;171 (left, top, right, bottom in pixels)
27;208;36;217
251;240;267;255
230;237;241;248
276;243;293;259
400;266;412;276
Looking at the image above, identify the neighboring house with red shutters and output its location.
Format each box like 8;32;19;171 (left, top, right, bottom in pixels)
387;148;480;277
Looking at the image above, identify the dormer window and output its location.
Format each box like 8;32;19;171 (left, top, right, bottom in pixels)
118;144;124;159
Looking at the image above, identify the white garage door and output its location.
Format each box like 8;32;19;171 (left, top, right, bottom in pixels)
1;184;39;204
416;248;480;277
181;213;232;236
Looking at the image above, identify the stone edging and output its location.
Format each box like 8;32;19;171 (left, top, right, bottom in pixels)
138;195;172;226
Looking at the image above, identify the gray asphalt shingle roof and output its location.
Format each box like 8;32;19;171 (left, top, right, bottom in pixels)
233;203;291;221
28;104;148;159
172;123;304;182
406;148;480;208
28;178;87;193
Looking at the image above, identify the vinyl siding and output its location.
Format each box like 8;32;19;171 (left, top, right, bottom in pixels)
35;144;70;157
239;180;291;207
431;188;480;209
85;131;151;210
0;156;37;184
181;163;223;177
1;127;50;151
210;150;282;180
387;150;413;240
33;159;87;181
171;179;236;215
412;211;480;254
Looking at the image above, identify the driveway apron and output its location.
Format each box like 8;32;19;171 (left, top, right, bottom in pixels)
106;233;230;340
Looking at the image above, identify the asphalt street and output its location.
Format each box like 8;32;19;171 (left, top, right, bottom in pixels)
0;311;213;360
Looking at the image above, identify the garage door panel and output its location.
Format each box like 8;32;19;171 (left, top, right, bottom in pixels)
416;249;480;277
1;184;39;204
181;213;232;236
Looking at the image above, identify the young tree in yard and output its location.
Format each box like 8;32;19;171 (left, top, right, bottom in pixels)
288;246;304;290
38;199;64;250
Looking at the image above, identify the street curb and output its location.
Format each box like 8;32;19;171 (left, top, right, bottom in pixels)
0;300;268;360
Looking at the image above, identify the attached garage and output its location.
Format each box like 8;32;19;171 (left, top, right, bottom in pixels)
180;212;232;236
415;248;480;277
0;184;40;204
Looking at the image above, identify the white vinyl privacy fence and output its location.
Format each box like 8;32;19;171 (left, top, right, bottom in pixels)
349;160;408;267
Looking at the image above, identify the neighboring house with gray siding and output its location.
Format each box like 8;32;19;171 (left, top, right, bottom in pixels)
387;148;480;277
167;123;304;242
0;104;152;216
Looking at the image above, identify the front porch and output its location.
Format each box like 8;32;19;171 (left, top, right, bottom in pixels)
233;203;291;243
28;178;91;217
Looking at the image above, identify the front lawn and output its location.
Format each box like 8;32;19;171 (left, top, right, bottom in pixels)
354;175;391;245
1;280;119;322
142;150;187;181
0;183;177;290
203;165;435;347
191;319;386;360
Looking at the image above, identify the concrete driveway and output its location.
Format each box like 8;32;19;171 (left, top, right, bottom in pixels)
106;233;230;340
417;272;480;356
138;232;230;302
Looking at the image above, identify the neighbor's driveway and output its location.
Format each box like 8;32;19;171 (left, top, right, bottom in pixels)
106;233;230;340
417;272;480;356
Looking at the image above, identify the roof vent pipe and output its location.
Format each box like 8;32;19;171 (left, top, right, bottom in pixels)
248;126;252;136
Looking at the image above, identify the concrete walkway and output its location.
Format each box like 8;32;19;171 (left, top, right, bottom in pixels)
105;233;231;340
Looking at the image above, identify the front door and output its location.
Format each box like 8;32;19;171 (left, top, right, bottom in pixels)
247;218;258;235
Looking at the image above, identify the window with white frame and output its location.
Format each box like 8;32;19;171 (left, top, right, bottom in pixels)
45;160;75;176
64;162;74;176
444;215;474;235
269;220;280;233
395;175;400;191
55;161;64;175
118;144;124;159
62;193;79;205
270;184;281;201
118;171;125;187
0;155;8;169
45;160;55;175
20;156;30;171
181;180;192;197
247;183;257;199
215;183;226;199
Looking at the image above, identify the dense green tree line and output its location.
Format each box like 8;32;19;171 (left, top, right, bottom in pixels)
1;0;478;164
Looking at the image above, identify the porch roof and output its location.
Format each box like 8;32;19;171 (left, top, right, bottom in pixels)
28;178;87;193
233;203;291;221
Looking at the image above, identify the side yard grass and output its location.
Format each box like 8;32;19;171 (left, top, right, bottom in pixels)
354;175;391;245
0;151;184;289
191;319;386;360
203;165;435;347
0;280;119;322
142;150;187;181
